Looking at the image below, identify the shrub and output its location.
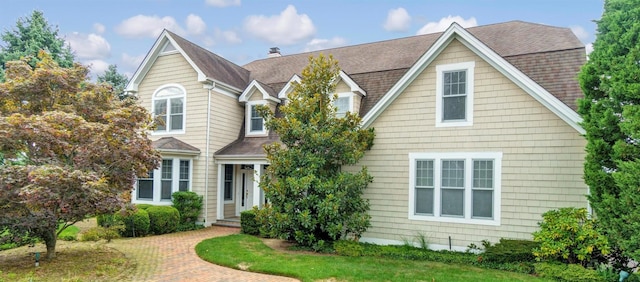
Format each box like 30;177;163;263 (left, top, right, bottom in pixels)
96;214;119;227
172;191;203;226
534;262;601;282
135;204;154;210
334;240;364;257
146;206;180;235
532;207;609;267
240;209;259;235
483;238;539;263
254;204;281;238
80;226;123;242
120;208;150;237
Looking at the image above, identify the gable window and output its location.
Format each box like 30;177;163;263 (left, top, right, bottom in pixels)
153;84;186;134
134;157;192;203
409;152;501;226
435;62;475;127
333;93;352;118
224;164;234;202
246;101;266;136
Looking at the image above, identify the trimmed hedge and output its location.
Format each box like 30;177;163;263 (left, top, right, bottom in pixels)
172;191;203;225
534;262;601;282
121;208;150;237
146;206;180;235
135;204;154;211
240;209;259;235
482;238;538;263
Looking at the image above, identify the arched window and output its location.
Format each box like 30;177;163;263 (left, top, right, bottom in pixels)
153;84;186;133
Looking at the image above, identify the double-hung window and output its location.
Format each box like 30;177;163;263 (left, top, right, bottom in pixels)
153;84;186;133
135;158;192;203
333;93;352;118
435;62;474;127
409;152;501;226
246;101;266;136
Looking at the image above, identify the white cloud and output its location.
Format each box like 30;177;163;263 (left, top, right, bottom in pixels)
416;15;478;35
115;15;183;38
585;43;594;55
65;32;111;60
215;28;242;44
383;7;411;32
244;5;315;45
85;59;110;76
121;53;146;70
186;14;207;35
303;37;347;52
570;25;589;41
93;23;105;34
205;0;240;7
202;36;216;47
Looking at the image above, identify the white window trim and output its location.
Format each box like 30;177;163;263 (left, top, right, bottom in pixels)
435;61;475;127
151;83;186;135
133;157;193;205
408;152;501;226
334;92;353;117
246;101;267;136
159;41;179;56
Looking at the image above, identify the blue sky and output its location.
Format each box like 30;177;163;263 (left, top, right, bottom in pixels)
1;0;604;79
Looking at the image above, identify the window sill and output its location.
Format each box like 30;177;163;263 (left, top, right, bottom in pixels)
435;120;473;127
152;130;186;136
409;214;500;226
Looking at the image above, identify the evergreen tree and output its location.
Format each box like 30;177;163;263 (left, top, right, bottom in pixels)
0;10;74;81
578;0;640;260
98;64;131;100
258;54;375;250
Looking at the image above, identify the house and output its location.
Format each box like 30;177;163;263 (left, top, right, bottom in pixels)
125;20;588;251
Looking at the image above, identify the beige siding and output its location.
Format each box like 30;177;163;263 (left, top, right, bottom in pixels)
353;39;587;249
138;53;244;224
353;94;363;116
335;81;351;93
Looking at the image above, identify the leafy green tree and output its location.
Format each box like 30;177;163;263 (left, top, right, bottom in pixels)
0;53;160;259
0;10;74;82
98;64;131;100
258;54;375;250
578;0;640;260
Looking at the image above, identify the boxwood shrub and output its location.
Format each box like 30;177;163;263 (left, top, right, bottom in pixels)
120;208;150;237
240;209;259;235
482;238;539;263
146;206;180;235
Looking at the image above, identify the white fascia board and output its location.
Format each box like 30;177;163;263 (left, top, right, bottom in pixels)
239;80;281;103
338;71;366;96
361;22;584;134
277;75;301;99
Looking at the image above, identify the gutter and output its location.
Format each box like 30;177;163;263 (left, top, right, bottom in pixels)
203;82;215;225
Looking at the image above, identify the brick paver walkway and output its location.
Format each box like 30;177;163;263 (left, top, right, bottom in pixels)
106;226;299;282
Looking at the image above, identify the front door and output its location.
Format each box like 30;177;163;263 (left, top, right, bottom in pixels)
235;165;254;216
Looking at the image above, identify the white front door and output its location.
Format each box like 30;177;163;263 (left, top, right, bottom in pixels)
235;166;254;215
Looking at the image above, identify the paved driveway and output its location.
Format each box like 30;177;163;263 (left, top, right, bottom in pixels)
106;226;299;282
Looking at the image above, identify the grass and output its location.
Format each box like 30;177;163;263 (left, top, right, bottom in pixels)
0;242;134;282
196;234;551;282
0;219;135;281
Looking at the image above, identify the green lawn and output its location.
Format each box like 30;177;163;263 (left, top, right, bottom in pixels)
196;234;550;282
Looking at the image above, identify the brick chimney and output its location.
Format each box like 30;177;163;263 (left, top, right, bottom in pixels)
268;47;281;58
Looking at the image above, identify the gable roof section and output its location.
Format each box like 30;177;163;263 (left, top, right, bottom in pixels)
126;30;249;93
153;137;201;156
239;80;280;103
243;21;585;117
360;22;585;134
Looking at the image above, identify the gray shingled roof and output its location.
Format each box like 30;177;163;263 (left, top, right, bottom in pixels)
242;21;585;113
153;137;200;154
167;30;250;90
174;21;586;157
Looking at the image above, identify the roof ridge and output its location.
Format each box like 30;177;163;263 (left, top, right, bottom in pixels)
165;29;248;72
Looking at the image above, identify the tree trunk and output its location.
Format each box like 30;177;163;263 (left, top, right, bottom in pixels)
43;229;57;259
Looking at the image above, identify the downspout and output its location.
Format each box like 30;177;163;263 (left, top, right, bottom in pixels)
204;81;215;225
